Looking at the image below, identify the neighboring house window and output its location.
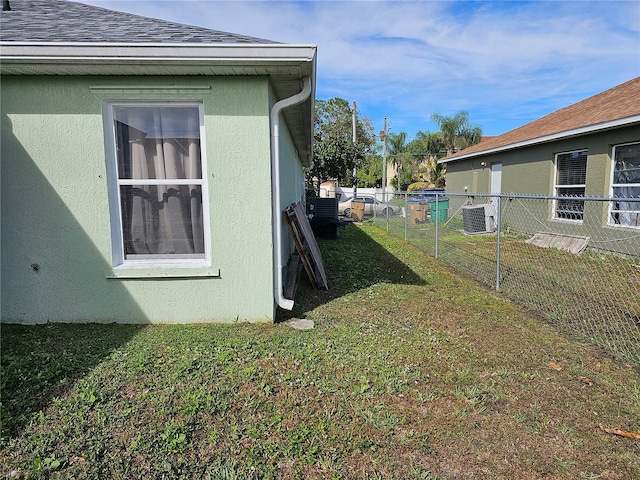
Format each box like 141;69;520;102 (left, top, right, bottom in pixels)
554;150;587;221
106;103;209;266
610;142;640;229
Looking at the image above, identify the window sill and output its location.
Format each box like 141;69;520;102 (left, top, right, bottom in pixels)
606;223;640;230
106;267;220;279
552;217;584;224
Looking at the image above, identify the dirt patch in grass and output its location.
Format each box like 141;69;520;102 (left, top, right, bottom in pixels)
1;223;639;479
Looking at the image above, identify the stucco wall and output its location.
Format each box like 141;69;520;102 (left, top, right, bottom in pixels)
1;75;281;324
278;119;305;263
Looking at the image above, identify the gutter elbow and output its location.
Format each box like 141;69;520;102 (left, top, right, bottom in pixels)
277;297;294;311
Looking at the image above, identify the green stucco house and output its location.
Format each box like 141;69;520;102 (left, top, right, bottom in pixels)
441;76;640;236
0;0;317;323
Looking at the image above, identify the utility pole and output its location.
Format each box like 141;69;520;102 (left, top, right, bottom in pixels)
352;101;357;198
380;116;388;203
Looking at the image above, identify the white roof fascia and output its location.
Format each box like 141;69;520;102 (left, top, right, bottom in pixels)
439;114;640;164
0;42;317;72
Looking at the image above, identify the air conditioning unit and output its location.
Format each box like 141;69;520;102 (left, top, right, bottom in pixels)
309;197;338;219
462;204;496;235
308;197;342;239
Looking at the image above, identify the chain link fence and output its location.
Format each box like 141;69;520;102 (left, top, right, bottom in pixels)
368;192;640;368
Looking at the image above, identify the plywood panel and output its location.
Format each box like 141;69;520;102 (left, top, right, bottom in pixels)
283;201;328;290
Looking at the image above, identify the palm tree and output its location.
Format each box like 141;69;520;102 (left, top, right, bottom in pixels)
386;132;410;189
425;156;447;187
411;131;445;160
430;111;482;156
407;131;446;188
387;132;408;167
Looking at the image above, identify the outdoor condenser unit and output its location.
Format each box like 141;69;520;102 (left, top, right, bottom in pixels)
309;197;338;219
308;197;342;239
462;204;496;235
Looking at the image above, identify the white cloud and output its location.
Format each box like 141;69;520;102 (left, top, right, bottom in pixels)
78;0;640;135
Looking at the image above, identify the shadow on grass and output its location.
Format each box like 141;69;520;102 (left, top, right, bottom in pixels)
1;112;148;442
0;324;147;442
277;223;427;322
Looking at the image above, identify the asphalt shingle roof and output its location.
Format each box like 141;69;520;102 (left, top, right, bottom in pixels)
445;76;640;161
0;0;276;44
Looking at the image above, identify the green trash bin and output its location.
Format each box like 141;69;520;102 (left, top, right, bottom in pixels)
429;198;449;223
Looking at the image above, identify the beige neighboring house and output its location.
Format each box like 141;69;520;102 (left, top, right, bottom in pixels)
441;76;640;234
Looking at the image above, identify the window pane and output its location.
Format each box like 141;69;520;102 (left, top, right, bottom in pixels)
611;186;640;209
610;189;640;228
556;197;585;220
556;150;587;186
120;184;205;258
556;187;585;220
613;143;640;185
114;106;202;180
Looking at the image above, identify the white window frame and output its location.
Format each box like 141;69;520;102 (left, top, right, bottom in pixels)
608;141;640;229
103;101;211;270
553;149;588;223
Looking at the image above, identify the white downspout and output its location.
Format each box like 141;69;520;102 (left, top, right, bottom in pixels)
270;76;312;311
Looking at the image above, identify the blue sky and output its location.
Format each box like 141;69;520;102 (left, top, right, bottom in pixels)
78;0;640;141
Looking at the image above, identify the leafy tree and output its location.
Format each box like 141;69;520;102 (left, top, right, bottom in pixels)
306;98;375;193
390;164;414;191
430;111;482;156
356;153;383;188
307;136;364;188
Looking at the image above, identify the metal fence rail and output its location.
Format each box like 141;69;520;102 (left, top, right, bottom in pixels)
371;192;640;368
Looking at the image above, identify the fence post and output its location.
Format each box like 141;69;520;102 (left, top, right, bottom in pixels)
404;192;407;242
387;201;390;231
434;195;439;258
495;195;501;290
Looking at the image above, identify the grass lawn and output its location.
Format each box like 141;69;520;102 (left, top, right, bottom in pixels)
1;223;639;479
377;215;640;369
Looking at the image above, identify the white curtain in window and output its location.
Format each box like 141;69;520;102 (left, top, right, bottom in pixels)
121;107;204;257
614;186;640;228
612;143;640;228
